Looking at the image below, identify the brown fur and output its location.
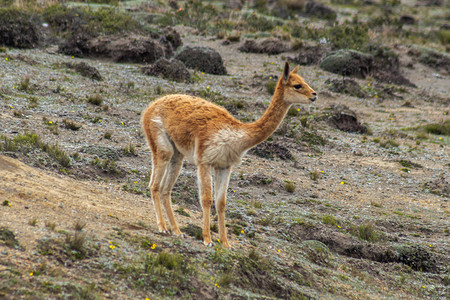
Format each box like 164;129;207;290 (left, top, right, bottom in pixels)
141;62;317;247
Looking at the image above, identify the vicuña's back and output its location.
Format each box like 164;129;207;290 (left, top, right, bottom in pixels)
142;62;317;247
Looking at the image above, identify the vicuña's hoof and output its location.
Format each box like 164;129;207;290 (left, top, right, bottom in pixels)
159;229;170;235
204;241;213;247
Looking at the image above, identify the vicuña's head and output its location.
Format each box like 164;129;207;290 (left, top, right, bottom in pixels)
279;62;317;104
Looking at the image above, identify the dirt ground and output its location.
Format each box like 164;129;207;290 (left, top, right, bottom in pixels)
0;19;449;300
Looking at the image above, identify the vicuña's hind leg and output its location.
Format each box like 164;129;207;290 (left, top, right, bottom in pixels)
160;150;184;236
149;153;171;234
198;164;213;246
214;167;232;248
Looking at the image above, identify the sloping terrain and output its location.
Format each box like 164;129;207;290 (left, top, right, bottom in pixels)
0;0;449;299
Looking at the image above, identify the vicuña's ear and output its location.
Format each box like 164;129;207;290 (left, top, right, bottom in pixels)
283;61;290;83
292;65;300;74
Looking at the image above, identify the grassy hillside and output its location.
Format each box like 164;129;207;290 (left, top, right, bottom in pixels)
0;0;448;299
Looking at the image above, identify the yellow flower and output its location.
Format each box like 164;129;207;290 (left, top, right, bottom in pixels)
297;108;300;111
422;286;425;289
320;171;324;173
146;298;150;300
71;56;74;59
5;57;8;61
438;137;443;140
340;181;345;185
9;105;13;108
151;244;156;250
110;245;115;249
109;241;113;244
217;239;221;243
269;76;272;79
48;121;53;124
206;86;210;89
240;230;244;234
375;95;378;98
201;72;204;75
277;249;281;253
12;86;15;89
29;272;33;276
121;122;124;125
337;225;341;229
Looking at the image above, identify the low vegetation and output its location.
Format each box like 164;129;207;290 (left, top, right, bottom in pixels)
0;0;448;299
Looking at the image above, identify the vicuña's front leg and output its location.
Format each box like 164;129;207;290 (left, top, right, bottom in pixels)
214;167;232;248
198;164;213;246
160;152;184;236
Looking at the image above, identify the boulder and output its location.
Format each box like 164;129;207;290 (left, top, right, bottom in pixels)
89;34;165;63
320;49;373;78
65;62;102;81
326;104;369;134
238;38;289;55
327;78;367;98
142;57;190;82
292;44;329;65
175;46;227;75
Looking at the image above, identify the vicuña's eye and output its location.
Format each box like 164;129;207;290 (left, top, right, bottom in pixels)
294;84;302;89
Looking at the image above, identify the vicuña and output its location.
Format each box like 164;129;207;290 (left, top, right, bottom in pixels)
141;62;317;248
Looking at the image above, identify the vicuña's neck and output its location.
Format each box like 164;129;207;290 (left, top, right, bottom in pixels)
242;79;291;149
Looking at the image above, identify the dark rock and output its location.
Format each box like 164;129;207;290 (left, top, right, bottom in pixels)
321;48;415;86
58;31;92;57
320;49;373;79
249;141;293;160
326;104;369;134
90;34;165;63
399;15;416;25
326;79;367;98
65;62;102;81
395;244;437;272
60;33;167;63
175;46;227;75
238;38;289;55
292;44;329;65
142;57;190;82
304;1;337;21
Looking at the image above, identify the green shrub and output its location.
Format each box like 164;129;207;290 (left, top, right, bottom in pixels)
265;80;276;95
422;120;450;136
327;24;369;51
0;7;42;48
43;4;140;36
158;0;219;34
87;94;103;106
0;132;71;167
285;181;296;193
357;223;379;242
